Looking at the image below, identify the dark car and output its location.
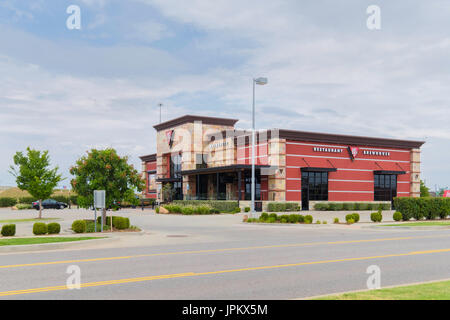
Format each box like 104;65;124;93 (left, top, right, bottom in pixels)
32;199;68;210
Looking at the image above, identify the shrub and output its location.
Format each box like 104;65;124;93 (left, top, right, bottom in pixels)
33;222;48;235
394;197;450;221
393;211;403;222
260;212;269;221
323;221;327;224
381;203;391;210
47;223;61;234
155;207;160;214
369;203;379;210
244;207;251;213
316;221;321;224
304;215;313;224
298;215;305;223
358;203;369;211
267;217;277;223
173;200;239;213
289;214;299;224
351;213;360;223
1;224;16;237
269;213;278;220
196;205;212;215
345;214;354;223
181;206;195;215
371;211;383;223
0;197;17;208
334;217;339;224
347;218;355;225
111;217;129;230
267;202;300;212
314;203;328;211
334;203;344;211
233;207;241;214
280;218;288;223
343;203;355;211
17;197;36;204
328;203;337;211
71;220;86;234
16;204;32;210
280;215;290;222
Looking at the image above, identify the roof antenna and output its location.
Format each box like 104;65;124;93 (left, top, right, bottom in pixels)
158;103;163;123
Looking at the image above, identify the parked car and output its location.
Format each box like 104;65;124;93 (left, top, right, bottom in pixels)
32;199;68;210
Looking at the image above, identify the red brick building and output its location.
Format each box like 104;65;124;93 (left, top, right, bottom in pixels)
140;115;424;210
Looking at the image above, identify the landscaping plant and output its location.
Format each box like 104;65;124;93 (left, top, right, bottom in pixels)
33;222;48;235
1;224;16;237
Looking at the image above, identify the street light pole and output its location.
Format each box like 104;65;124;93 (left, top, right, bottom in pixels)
251;77;268;218
159;103;163;123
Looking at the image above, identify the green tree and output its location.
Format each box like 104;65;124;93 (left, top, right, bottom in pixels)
420;180;430;197
70;149;144;223
9;148;63;219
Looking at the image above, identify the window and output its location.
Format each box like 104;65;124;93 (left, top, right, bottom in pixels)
244;171;261;201
170;154;183;200
374;174;397;201
196;154;208;169
302;171;328;201
148;173;156;193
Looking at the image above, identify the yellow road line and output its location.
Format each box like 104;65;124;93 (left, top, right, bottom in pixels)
1;234;450;270
1;247;450;297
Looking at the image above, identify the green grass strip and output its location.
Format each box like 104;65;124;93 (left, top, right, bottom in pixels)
379;221;450;227
316;280;450;300
0;237;104;246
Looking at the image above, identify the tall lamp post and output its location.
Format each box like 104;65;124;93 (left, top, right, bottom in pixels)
251;77;268;217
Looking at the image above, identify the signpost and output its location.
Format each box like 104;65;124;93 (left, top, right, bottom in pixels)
94;190;106;232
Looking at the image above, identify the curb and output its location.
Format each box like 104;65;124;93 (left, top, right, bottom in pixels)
0;236;118;254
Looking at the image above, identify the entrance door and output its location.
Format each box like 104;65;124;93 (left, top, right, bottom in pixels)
374;174;397;207
301;172;309;211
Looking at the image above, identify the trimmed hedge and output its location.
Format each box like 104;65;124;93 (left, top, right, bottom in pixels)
33;223;48;235
1;224;16;237
267;202;300;212
0;197;17;208
47;223;61;234
17;197;36;204
314;202;391;211
172;200;239;213
394;197;450;221
16;204;32;210
72;220;86;234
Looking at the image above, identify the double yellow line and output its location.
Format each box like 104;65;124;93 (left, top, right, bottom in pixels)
1;234;448;270
1;247;450;297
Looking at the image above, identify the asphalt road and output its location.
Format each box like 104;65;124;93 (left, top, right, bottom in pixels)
1;210;450;299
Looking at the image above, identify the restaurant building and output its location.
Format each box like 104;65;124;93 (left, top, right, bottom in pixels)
140;115;424;211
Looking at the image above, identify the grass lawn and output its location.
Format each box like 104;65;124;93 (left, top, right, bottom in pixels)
379;221;450;227
0;187;72;198
316;280;450;300
0;237;104;246
0;218;60;224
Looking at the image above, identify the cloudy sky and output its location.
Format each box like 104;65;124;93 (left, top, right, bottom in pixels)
0;0;449;191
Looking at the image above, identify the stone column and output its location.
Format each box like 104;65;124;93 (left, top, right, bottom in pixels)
410;148;421;198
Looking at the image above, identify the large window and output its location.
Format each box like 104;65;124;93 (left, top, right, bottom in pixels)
302;171;328;201
244;171;261;201
170;154;183;200
147;172;156;193
374;174;397;201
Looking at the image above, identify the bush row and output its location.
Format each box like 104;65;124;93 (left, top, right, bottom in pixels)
33;222;61;235
0;195;78;208
248;213;314;224
393;197;450;221
267;202;300;212
95;216;131;230
314;202;391;211
172;200;239;213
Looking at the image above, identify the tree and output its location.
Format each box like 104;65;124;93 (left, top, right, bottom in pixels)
70;149;144;223
9;148;63;219
420;180;430;197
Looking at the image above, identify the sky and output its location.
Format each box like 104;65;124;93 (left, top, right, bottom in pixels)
0;0;449;191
